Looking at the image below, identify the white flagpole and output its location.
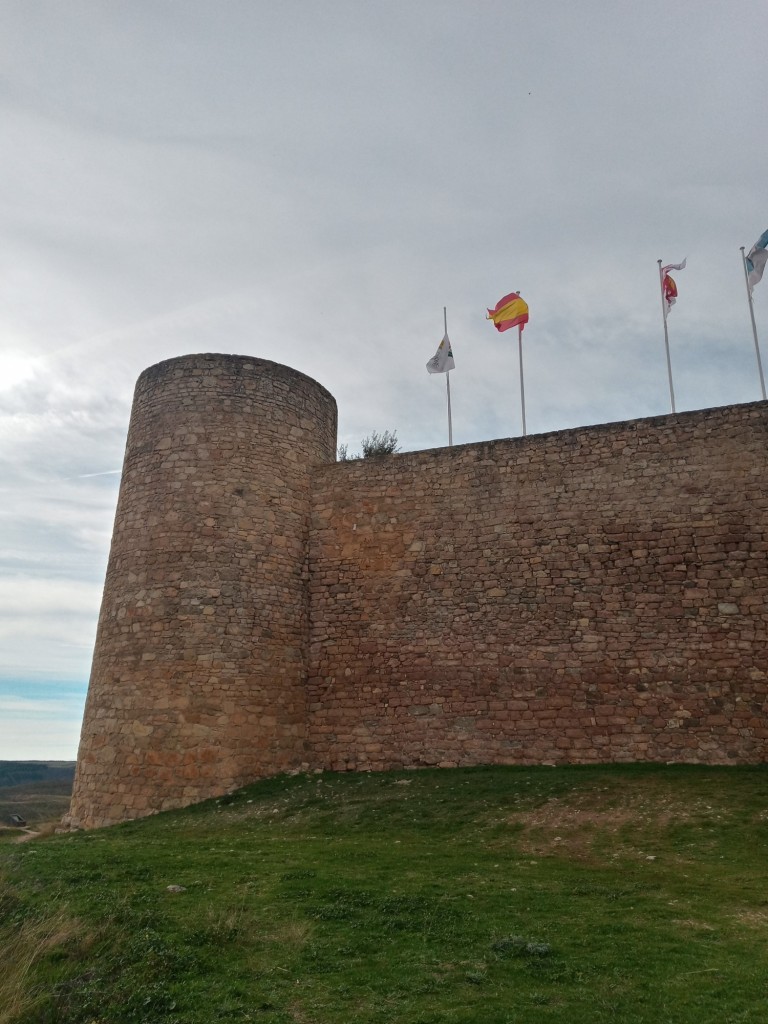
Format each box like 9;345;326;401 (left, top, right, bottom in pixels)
658;260;676;413
740;247;767;401
518;323;527;436
444;306;453;446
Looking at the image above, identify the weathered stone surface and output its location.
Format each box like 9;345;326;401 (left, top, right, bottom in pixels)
67;354;337;829
308;401;768;772
67;352;768;830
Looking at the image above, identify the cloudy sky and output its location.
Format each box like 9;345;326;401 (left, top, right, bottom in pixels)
1;1;765;760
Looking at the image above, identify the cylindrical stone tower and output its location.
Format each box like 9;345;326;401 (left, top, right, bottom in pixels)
67;354;337;828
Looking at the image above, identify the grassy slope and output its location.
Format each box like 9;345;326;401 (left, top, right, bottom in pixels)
1;764;767;1024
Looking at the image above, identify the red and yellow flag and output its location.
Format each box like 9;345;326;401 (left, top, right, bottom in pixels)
487;291;529;332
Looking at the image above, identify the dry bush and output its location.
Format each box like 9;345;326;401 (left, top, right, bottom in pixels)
0;883;84;1024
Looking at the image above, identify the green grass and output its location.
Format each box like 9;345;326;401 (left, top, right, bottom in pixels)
1;764;767;1023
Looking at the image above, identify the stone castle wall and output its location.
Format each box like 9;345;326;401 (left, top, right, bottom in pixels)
308;403;768;770
68;355;337;829
68;354;767;829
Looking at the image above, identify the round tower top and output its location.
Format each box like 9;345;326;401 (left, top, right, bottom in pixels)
136;352;337;408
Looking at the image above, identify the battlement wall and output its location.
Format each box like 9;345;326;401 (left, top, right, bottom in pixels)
67;352;768;830
307;402;768;770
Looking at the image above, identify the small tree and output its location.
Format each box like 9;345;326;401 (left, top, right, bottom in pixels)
337;430;400;461
361;430;400;458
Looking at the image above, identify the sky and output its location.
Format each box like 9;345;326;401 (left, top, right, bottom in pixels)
1;1;765;760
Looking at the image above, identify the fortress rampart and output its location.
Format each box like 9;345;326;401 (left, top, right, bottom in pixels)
308;405;768;770
68;354;768;829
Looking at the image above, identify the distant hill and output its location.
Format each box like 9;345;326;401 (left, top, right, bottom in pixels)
0;760;75;788
0;761;76;826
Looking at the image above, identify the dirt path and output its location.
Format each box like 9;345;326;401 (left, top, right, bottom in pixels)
14;829;41;843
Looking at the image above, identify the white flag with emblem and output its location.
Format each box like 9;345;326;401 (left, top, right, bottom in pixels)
426;333;455;374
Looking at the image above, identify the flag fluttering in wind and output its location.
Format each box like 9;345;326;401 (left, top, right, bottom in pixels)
745;229;768;296
486;291;530;435
661;259;686;316
741;233;768;401
662;273;678;313
426;333;455;374
657;258;687;413
486;291;529;332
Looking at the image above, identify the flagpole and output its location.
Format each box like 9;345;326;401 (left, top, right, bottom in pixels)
518;323;527;436
443;306;453;446
740;247;767;401
658;259;676;413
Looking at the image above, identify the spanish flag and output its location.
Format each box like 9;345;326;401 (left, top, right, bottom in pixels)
487;291;529;332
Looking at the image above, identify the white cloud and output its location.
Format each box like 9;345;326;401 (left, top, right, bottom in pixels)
0;0;766;756
0;579;102;680
0;695;84;760
0;694;83;719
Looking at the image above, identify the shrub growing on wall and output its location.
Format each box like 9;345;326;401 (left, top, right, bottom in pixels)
338;430;400;461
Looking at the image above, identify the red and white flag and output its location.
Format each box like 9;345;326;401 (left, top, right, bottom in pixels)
661;259;686;316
